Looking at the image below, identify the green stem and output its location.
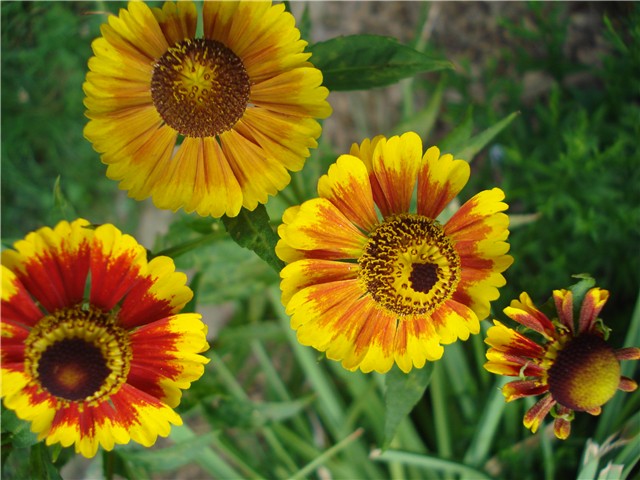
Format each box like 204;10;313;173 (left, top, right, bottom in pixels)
430;363;452;460
169;424;247;479
270;287;346;436
208;351;248;400
289;429;365;480
251;339;312;437
463;377;508;467
103;449;115;480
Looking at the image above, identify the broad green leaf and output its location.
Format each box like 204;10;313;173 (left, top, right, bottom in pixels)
1;408;38;449
309;35;452;91
383;363;434;449
222;204;285;272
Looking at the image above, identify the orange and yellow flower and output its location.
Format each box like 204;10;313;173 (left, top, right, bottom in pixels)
84;1;331;218
277;132;513;373
485;287;640;439
1;219;209;458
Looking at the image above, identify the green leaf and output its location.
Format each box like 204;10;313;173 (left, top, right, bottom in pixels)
1;407;38;449
117;432;219;472
29;443;62;480
205;396;315;430
309;35;452;91
222;205;285;272
383;363;434;449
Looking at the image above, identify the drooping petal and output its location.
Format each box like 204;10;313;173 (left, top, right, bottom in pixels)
615;347;640;361
552;405;573;440
484;320;546;359
502;379;549;402
618;377;638;392
503;292;556;340
484;349;545;378
522;394;555;433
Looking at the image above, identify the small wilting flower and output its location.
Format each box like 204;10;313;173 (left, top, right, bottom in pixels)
277;132;513;373
84;1;331;217
484;286;640;439
1;219;209;457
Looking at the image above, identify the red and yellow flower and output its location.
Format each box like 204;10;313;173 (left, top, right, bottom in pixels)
1;218;209;457
84;1;331;218
485;287;640;439
277;132;513;373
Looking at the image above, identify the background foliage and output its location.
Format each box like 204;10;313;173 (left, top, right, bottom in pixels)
1;2;639;479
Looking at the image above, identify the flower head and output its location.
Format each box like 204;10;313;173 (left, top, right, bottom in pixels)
277;132;513;373
84;1;331;218
1;219;209;457
484;286;640;439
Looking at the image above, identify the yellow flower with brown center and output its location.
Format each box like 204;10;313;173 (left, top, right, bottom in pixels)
277;132;513;373
83;1;331;217
484;287;640;439
1;219;210;458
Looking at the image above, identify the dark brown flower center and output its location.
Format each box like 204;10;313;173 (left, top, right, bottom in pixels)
358;214;461;316
38;338;111;401
151;38;250;137
548;334;620;411
409;262;439;294
25;305;131;403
